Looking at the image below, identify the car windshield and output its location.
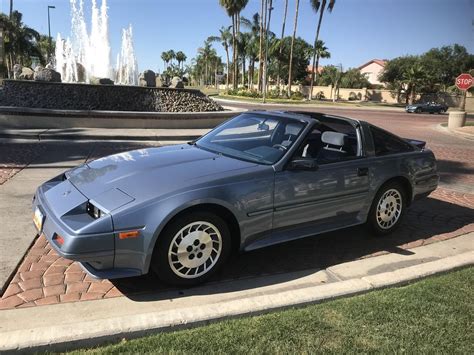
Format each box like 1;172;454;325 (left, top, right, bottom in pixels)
196;113;306;165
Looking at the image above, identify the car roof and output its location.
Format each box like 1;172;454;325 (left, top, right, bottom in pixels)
248;110;362;127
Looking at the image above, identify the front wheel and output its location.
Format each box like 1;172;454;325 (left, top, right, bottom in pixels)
151;211;231;286
366;182;406;235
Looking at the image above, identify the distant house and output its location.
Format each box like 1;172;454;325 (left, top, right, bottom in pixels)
358;59;387;86
306;65;324;82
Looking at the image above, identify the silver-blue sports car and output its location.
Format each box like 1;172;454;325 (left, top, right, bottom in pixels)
33;111;439;286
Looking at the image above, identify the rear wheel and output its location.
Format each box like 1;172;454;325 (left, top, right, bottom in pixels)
366;182;406;235
152;211;231;286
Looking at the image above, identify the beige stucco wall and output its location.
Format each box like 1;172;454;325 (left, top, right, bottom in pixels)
359;62;384;86
218;84;474;112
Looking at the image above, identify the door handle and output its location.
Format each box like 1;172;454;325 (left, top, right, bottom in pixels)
357;167;369;176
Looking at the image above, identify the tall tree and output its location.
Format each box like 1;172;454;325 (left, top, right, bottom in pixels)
161;51;170;70
240;13;261;89
218;0;249;89
287;0;300;97
167;50;176;66
276;0;289;91
310;39;330;82
208;26;232;88
175;51;187;70
309;0;336;100
1;11;41;76
257;0;265;91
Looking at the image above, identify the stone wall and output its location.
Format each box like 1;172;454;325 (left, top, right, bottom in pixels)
0;80;223;112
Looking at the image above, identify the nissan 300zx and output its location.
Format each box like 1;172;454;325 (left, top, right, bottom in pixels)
33;111;439;286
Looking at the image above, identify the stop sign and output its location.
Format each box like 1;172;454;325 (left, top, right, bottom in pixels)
455;73;473;90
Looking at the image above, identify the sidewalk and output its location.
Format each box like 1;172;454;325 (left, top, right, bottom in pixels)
0;143;92;294
0;233;472;352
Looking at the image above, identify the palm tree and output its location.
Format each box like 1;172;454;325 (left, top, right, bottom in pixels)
237;31;252;87
1;11;41;77
240;13;261;89
287;0;300;97
310;39;330;84
161;51;170;70
218;0;249;89
403;63;427;105
276;0;289;91
167;50;176;66
175;51;187;70
208;26;232;88
309;0;336;100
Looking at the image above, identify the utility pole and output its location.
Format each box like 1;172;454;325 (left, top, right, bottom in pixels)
262;0;273;103
10;0;13;18
47;5;56;63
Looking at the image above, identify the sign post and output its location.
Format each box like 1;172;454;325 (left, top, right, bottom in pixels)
455;73;473;112
448;73;472;129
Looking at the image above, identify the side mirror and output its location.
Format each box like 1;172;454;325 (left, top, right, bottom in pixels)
288;158;318;171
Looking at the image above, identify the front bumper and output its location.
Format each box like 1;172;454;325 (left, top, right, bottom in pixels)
32;180;116;273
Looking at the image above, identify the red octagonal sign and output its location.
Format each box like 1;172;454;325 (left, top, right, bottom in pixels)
455;73;473;90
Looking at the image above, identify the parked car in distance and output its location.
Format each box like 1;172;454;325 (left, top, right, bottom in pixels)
406;102;448;114
33;111;439;286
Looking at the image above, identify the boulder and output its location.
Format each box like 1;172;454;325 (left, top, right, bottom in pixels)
90;77;114;85
155;75;163;87
34;68;61;83
19;67;35;80
13;64;22;79
169;76;184;89
34;65;44;73
138;70;156;87
76;63;86;83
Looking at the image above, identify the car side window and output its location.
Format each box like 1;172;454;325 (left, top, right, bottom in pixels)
370;126;414;156
294;121;359;165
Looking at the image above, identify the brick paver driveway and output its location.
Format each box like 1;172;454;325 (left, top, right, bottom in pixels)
1;108;473;309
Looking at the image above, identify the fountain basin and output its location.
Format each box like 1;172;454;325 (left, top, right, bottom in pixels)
0;80;223;112
0;106;241;129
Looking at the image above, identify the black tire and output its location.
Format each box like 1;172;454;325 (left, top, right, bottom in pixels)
366;181;407;236
151;211;231;287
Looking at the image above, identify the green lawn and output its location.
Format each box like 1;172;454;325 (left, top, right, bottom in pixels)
68;266;473;354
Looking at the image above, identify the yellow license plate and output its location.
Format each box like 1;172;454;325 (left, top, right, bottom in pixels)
33;208;44;232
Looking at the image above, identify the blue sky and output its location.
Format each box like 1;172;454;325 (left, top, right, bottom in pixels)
2;0;474;73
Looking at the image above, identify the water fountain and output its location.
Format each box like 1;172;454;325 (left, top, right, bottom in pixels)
0;0;225;117
55;0;137;84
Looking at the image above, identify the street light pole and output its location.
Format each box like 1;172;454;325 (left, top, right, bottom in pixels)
47;5;56;63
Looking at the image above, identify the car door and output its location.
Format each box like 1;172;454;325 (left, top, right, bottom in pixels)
271;125;371;242
273;159;370;231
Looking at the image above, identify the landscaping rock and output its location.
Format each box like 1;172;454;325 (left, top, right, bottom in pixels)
76;63;86;83
169;76;184;89
90;77;114;85
13;64;22;79
155;75;163;88
19;67;34;80
139;70;156;87
34;68;61;83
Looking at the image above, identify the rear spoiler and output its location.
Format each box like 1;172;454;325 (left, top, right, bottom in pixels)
405;138;426;150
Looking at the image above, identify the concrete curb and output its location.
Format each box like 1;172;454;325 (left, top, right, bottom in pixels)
0;246;472;352
214;97;408;113
437;123;474;141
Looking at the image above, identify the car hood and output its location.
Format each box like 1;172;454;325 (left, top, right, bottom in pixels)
67;144;258;205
